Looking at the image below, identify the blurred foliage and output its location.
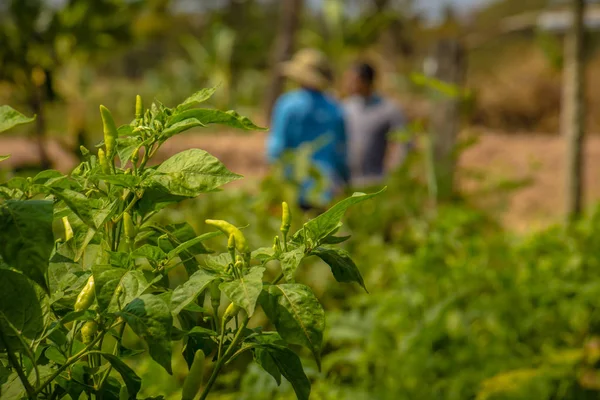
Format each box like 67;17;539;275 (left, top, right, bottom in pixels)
104;138;600;399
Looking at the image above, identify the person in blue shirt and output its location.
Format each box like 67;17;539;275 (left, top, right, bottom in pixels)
266;48;349;210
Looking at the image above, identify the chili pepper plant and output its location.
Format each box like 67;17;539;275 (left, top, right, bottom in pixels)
0;90;382;399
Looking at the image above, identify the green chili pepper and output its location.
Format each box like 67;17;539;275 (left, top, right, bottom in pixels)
209;281;221;312
273;236;281;255
181;350;205;400
62;216;73;242
123;212;136;242
227;233;236;252
81;321;98;345
74;276;95;312
205;219;249;254
223;302;241;323
281;201;291;234
100;105;118;160
98;148;110;174
135;95;143;122
131;145;140;165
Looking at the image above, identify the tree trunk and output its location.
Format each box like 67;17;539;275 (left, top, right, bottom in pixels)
563;0;586;221
31;87;51;170
264;0;304;120
429;39;465;203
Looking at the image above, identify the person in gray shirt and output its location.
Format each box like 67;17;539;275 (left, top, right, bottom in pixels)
343;62;410;187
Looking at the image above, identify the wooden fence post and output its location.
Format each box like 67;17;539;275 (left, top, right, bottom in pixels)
563;0;586;221
264;0;304;120
429;39;466;202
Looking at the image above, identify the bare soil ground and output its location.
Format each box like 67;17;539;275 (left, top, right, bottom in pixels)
3;131;600;232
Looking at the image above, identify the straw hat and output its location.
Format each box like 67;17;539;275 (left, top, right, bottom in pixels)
280;48;333;90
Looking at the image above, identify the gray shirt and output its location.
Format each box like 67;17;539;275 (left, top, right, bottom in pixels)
343;95;406;186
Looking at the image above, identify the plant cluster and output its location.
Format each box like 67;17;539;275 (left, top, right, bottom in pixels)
0;90;380;399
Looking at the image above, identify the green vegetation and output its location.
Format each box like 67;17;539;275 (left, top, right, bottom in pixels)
0;90;382;399
3;1;600;399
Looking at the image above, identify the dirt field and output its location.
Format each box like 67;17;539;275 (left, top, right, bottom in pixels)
3;131;600;232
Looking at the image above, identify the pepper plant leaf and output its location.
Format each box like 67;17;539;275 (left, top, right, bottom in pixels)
167;109;265;131
160;118;205;139
279;246;306;282
0;105;35;133
294;188;386;246
92;265;126;312
311;247;368;293
118;294;173;374
143;149;242;198
170;269;217;315
177;87;217;110
0;269;44;351
220;267;265;317
97;352;142;397
260;284;325;371
166;231;220;260
109;270;153;313
0;200;54;293
252;334;311;400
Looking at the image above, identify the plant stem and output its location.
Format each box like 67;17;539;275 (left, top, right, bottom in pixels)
0;329;35;398
217;319;226;361
198;319;248;400
96;322;126;391
272;272;284;285
282;231;288;252
32;325;113;397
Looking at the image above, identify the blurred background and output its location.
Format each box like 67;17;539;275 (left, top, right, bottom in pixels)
6;0;600;399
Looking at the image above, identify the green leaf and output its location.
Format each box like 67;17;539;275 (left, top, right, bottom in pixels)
155;223;199;252
0;200;53;292
110;270;153;313
0;269;44;349
144;149;242;197
0;155;9;162
167;109;265;131
170;269;217;315
220;267;265;317
116;136;142;166
203;253;232;272
161;118;205;139
279;246;305;283
96;174;142;188
0;362;10;386
252;247;275;261
45;346;67;364
311;247;368;293
132;245;167;264
119;294;173;374
296;188;386;245
260;284;325;370
321;234;351;245
97;352;142;397
270;345;311;400
0;105;35;133
178;87;217;109
253;335;311;400
51;188;117;229
150;223;203;275
185;326;218;338
118;124;134;137
92;265;125;312
254;343;282;386
33;170;69;188
166;231;220;260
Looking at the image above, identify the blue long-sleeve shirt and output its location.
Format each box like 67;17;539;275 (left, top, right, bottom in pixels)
267;88;349;206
